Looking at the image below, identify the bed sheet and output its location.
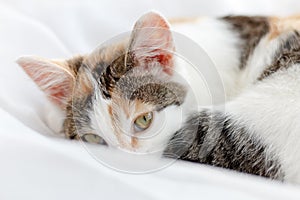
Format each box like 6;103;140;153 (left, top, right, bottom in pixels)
1;1;300;199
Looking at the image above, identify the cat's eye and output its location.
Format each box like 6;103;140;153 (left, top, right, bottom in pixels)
81;133;107;145
133;112;153;132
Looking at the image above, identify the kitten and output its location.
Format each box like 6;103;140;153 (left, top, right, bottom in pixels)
17;12;300;184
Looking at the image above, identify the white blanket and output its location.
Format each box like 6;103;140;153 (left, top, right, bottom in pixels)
1;0;300;199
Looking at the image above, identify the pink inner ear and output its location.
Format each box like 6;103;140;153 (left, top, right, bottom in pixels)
129;12;175;75
17;56;74;108
145;52;173;75
35;72;72;107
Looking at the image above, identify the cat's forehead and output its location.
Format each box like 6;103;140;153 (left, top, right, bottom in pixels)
114;73;186;110
83;40;129;71
110;94;155;119
73;35;187;112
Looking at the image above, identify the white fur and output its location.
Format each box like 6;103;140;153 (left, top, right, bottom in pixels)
172;18;242;99
173;19;300;184
92;94;184;154
224;34;300;183
117;16;300;183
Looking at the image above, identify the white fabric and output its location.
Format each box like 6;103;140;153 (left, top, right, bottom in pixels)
1;0;300;199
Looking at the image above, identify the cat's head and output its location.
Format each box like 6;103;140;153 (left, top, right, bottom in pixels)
17;12;188;153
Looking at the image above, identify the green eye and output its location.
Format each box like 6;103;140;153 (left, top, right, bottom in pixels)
81;133;106;145
134;112;153;132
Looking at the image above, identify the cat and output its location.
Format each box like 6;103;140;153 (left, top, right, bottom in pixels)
17;12;300;184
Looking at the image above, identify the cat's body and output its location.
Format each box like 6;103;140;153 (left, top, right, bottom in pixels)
169;16;300;183
17;12;300;184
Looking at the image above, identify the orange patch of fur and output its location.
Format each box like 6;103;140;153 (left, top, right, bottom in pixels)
107;103;127;148
268;15;300;40
78;73;93;94
109;93;156;149
169;17;200;25
134;100;154;117
134;100;146;115
131;137;139;148
108;105;113;116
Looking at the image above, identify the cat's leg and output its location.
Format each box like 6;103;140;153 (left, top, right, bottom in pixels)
165;30;300;182
164;109;285;181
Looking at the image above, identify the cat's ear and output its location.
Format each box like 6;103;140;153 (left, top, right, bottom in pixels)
17;56;82;108
128;12;175;75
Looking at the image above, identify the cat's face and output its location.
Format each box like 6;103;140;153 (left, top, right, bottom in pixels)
17;12;188;153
